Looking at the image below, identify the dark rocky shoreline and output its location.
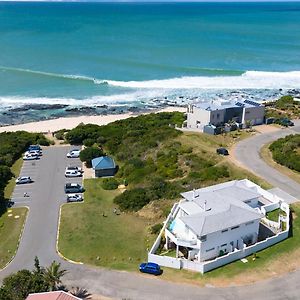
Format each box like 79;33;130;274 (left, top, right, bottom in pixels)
0;103;173;127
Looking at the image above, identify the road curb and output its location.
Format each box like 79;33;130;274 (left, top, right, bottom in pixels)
56;205;83;265
1;206;29;271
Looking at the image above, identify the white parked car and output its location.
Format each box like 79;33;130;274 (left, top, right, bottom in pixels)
25;150;42;156
66;166;83;173
66;194;83;202
16;176;33;184
67;150;80;158
23;153;39;160
65;169;82;177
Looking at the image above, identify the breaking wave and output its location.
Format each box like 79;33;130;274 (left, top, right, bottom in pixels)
105;71;300;89
2;66;300;90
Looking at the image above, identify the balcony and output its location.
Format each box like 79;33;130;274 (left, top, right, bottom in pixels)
165;228;199;249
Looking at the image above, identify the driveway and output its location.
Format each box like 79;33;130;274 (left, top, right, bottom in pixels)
234;120;300;200
1;126;300;299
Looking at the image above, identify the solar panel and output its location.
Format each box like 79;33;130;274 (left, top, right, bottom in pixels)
244;100;260;107
235;102;245;107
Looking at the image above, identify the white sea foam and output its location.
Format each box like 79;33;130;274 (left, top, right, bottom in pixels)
104;71;300;89
1;70;299;110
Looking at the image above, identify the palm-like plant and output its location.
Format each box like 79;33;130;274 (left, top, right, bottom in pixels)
43;261;67;291
70;287;92;299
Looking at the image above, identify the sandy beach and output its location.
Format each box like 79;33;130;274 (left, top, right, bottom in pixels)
0;107;186;133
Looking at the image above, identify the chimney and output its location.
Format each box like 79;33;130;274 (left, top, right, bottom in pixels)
204;200;207;211
192;189;196;200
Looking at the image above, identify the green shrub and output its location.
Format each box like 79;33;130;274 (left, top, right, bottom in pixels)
114;188;150;211
0;166;13;190
54;129;67;140
269;134;300;172
102;178;119;190
79;147;103;168
83;138;95;147
188;165;230;182
151;223;163;235
36;138;50;146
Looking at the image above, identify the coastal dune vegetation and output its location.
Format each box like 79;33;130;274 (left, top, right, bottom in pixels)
64;112;238;212
265;95;300;120
269;134;300;172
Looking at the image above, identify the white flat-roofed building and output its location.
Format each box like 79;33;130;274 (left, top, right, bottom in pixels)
186;99;265;131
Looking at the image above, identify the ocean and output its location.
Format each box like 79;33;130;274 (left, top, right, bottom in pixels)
0;1;300;124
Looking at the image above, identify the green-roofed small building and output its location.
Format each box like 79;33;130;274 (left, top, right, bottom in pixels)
92;156;117;178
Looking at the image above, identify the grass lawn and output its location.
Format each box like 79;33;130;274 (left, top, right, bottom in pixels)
4;158;23;199
0;207;28;269
58;179;156;271
266;209;281;222
0;158;27;269
260;143;300;185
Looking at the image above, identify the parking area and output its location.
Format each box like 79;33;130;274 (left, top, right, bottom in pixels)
11;146;83;208
11;158;41;206
2;145;85;273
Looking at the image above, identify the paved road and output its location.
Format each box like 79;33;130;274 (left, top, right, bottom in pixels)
234;120;300;199
2;126;300;300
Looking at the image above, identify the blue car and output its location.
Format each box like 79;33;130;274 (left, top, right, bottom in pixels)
139;262;162;275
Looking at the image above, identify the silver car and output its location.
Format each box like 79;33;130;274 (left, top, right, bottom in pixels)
16;176;33;184
65;170;82;177
23;154;39;160
66;194;83;202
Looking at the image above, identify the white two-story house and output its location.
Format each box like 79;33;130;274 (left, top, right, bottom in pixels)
164;180;264;262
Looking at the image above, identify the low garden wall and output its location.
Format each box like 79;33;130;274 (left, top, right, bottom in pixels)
261;202;280;215
202;230;288;273
148;253;181;269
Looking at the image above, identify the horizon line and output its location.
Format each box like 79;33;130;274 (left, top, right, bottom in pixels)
2;0;300;2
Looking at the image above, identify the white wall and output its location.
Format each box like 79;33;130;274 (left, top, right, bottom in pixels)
199;219;260;261
186;106;211;129
172;217;198;242
243;106;265;125
202;230;288;273
148;253;181;269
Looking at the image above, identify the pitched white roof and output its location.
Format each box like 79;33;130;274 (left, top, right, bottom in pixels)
178;180;263;236
181;204;262;236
